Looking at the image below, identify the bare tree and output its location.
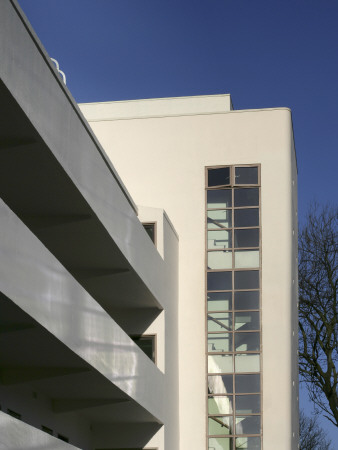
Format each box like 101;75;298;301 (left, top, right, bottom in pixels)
299;410;332;450
298;204;337;427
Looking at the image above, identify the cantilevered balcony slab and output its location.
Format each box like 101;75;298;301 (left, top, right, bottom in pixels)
0;198;164;425
0;411;81;450
0;0;169;322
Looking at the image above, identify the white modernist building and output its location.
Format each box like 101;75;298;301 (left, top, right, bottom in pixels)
0;1;298;449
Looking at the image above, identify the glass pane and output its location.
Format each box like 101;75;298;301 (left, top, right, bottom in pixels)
208;292;232;311
235;436;261;449
208;374;233;394
132;336;155;362
235;167;258;185
208;437;233;450
208;167;230;187
208;333;232;352
236;416;261;435
207;190;232;209
209;416;233;436
208;355;233;374
208;230;232;249
142;223;155;243
234;291;259;310
208;272;232;291
234;208;259;228
235;250;259;268
235;332;260;352
208;396;233;415
235;312;260;331
235;395;260;414
208;312;232;332
234;229;259;248
234;188;259;207
235;374;260;393
235;354;260;373
208;251;232;270
208;210;232;229
234;271;259;290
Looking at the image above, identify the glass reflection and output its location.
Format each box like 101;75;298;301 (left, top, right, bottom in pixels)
208;312;232;332
235;436;261;449
235;250;259;269
234;312;260;331
208;272;232;291
234;291;259;310
234;208;259;227
208;437;233;450
235;354;260;373
208;374;233;394
208;395;233;415
235;167;258;185
208;167;230;186
235;374;260;393
234;271;259;290
208;190;232;209
209;416;233;435
235;395;260;414
234;229;259;248
235;332;260;352
208;230;232;249
208;333;232;352
208;354;233;373
234;188;259;207
235;416;261;435
208;209;232;229
208;292;232;311
208;251;232;270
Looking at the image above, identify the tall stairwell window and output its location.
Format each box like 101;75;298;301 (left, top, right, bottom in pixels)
206;165;262;450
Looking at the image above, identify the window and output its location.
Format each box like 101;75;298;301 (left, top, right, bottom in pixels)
207;272;232;291
131;335;156;363
142;223;156;244
7;409;21;420
235;166;259;185
206;165;261;449
208;167;231;187
58;434;69;443
42;426;53;435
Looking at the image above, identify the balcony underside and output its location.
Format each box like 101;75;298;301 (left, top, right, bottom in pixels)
0;293;161;431
0;80;161;331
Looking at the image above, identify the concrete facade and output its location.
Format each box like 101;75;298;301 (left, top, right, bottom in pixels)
0;1;298;449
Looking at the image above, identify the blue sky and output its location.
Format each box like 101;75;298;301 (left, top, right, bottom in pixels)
18;0;337;441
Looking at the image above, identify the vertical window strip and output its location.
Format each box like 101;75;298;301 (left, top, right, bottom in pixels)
206;165;262;450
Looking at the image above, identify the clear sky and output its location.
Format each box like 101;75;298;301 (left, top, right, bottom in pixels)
18;0;338;442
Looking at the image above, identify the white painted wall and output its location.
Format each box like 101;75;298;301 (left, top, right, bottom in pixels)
80;98;298;450
137;207;180;450
80;94;232;122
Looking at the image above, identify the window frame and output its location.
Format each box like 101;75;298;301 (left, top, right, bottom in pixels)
207;164;260;188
